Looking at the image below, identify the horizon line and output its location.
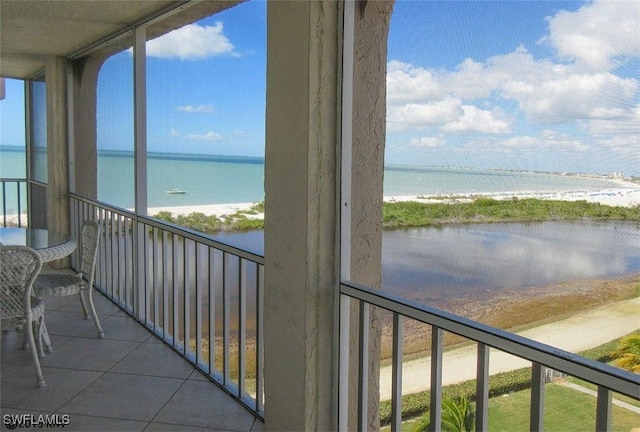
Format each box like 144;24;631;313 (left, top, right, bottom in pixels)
0;145;634;178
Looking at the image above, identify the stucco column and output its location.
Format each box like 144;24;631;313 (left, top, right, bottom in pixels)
70;56;102;199
46;56;70;268
348;1;394;430
263;1;340;430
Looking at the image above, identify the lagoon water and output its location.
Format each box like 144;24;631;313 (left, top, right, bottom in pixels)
213;220;640;307
382;220;640;305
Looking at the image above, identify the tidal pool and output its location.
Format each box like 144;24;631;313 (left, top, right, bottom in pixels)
382;220;640;304
213;220;640;307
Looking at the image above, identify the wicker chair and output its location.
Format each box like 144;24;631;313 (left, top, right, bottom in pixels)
34;220;104;338
0;245;47;387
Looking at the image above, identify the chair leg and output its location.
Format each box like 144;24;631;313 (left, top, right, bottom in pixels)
86;290;104;339
22;322;28;350
41;320;53;353
78;291;89;319
35;316;45;358
24;317;46;388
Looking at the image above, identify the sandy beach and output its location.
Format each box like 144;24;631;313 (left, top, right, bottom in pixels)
4;184;636;225
144;184;640;219
384;184;640;209
147;202;260;218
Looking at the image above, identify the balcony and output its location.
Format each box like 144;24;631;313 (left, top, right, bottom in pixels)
1;271;264;431
3;186;638;431
1;1;639;428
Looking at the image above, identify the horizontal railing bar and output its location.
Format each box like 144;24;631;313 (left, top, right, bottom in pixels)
71;193;264;264
138;215;264;264
71;193;135;218
340;281;640;399
29;179;48;188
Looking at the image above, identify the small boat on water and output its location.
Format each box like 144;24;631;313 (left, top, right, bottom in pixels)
166;189;186;194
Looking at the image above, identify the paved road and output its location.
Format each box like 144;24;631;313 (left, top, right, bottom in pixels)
379;297;640;400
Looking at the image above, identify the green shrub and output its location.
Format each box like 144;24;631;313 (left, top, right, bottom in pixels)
150;202;265;235
382;199;640;229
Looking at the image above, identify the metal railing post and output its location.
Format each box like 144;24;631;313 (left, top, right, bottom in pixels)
530;362;545;432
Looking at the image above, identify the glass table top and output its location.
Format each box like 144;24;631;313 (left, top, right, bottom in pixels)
0;228;77;262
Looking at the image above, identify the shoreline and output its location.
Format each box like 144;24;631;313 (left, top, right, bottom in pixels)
384;185;640;208
147;202;259;218
3;185;637;226
145;185;640;219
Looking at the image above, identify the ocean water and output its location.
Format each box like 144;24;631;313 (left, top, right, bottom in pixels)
384;164;620;197
97;150;265;209
0;147;625;210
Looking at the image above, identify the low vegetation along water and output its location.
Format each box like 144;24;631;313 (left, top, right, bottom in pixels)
158;198;640;330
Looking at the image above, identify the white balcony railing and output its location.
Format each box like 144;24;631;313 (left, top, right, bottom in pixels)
0;178;27;227
69;194;265;419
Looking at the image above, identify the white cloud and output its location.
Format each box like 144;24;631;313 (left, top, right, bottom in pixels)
386;10;639;139
456;132;589;158
177;104;215;113
146;22;236;60
501;69;639;123
387;60;444;102
387;98;462;132
169;128;180;137
409;136;445;148
584;104;640;161
188;131;223;141
442;105;511;133
498;133;588;152
541;0;640;71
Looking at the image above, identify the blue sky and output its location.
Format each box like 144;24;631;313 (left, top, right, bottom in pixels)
1;0;639;176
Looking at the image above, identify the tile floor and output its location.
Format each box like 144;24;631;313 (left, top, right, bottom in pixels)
1;274;264;432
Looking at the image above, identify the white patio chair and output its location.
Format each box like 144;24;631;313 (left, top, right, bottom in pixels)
0;245;47;387
34;220;104;338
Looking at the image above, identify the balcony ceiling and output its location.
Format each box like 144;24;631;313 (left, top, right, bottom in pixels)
0;0;241;79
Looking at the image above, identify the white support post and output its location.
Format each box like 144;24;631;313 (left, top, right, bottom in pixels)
133;26;147;215
132;26;147;321
338;1;355;430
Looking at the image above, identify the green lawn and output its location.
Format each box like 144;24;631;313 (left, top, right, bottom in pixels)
488;383;639;432
565;376;640;409
382;382;640;432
